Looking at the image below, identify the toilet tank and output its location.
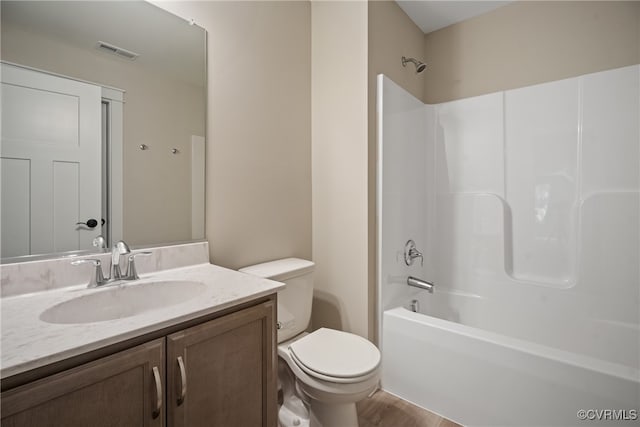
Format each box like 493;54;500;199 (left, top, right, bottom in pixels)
239;258;314;343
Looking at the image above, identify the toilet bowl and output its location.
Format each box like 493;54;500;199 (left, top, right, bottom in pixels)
239;259;381;427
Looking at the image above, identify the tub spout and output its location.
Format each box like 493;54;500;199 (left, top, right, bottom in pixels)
407;276;434;293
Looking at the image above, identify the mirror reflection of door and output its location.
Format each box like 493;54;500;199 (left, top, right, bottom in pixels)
1;63;101;257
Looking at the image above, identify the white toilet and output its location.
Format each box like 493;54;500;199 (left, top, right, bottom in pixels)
239;258;381;427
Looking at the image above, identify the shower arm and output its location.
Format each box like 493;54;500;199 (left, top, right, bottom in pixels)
401;56;426;73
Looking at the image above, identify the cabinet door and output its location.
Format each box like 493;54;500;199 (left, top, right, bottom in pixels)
1;338;165;427
167;301;277;427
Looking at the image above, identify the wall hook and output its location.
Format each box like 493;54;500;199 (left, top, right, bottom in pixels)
171;148;179;154
139;144;148;150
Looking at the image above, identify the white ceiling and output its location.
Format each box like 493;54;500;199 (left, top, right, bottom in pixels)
396;1;512;34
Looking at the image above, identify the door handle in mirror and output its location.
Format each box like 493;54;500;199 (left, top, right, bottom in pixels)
76;219;98;228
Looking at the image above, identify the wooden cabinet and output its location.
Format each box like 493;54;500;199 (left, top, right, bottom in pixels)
1;339;165;427
1;299;277;427
167;301;276;427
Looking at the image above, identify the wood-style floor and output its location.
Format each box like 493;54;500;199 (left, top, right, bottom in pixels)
356;389;461;427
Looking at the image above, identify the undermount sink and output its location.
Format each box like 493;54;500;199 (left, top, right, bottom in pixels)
39;280;206;324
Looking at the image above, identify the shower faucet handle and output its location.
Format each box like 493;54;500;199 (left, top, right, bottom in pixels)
404;240;423;267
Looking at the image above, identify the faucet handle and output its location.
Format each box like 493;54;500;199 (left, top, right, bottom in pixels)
409;248;424;267
404;240;424;267
71;259;106;288
126;251;152;280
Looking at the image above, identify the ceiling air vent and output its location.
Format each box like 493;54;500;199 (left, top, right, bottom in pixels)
96;41;139;60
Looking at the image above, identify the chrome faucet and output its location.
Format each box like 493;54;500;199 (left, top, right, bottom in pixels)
110;240;131;280
71;240;152;287
407;276;434;293
92;235;107;251
404;240;424;266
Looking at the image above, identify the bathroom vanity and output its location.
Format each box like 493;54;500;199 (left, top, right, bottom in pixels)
0;243;282;427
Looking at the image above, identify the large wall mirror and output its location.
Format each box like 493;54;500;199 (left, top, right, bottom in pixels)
1;1;206;262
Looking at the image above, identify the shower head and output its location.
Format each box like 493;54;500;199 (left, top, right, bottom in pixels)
402;56;426;73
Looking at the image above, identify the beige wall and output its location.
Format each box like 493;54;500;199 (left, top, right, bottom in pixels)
424;1;640;103
157;1;312;269
161;0;414;342
369;1;426;103
311;0;369;339
1;21;204;246
368;0;425;342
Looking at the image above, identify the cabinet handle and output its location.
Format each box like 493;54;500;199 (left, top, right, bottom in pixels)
176;355;187;405
152;366;162;419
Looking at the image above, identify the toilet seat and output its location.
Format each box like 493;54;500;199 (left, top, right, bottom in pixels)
278;330;381;410
288;328;380;384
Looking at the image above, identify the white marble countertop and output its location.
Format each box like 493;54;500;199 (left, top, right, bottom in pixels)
1;263;284;379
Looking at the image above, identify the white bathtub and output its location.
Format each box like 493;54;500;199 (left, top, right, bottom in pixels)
376;70;640;426
381;292;640;427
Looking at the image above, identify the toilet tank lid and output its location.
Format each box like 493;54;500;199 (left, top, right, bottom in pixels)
239;258;314;281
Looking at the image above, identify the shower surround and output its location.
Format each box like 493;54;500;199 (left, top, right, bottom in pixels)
376;65;639;426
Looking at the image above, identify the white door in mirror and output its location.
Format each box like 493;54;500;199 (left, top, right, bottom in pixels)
1;63;102;257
